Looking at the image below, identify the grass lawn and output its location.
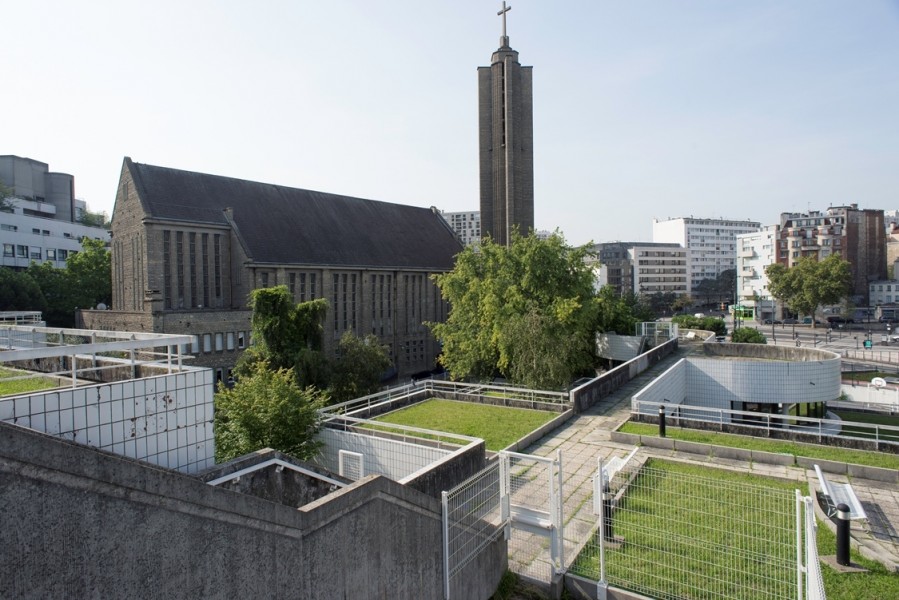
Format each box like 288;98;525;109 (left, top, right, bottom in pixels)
842;371;899;383
371;399;557;451
618;422;899;470
831;410;899;444
570;459;899;600
0;367;58;397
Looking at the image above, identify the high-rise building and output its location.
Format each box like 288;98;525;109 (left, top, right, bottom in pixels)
440;210;481;246
0;155;109;270
735;226;779;321
478;3;534;246
777;205;885;305
652;217;762;294
592;241;687;297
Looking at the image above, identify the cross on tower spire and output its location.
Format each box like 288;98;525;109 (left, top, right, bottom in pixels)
497;1;511;46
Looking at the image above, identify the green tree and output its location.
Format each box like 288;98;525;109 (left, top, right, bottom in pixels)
214;362;325;462
595;286;639;335
0;180;15;212
731;328;767;344
328;332;391;404
26;261;73;325
78;210;110;229
66;237;111;309
235;286;330;388
430;232;597;389
766;255;851;329
671;293;693;314
0;268;46;312
671;314;727;336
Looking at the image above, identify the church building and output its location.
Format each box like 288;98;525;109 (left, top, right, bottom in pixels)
478;2;534;246
82;158;462;381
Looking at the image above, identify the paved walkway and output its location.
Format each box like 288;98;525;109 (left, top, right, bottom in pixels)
509;345;899;587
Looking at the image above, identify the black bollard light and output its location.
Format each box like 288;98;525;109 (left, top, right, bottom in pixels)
659;404;666;438
836;503;851;566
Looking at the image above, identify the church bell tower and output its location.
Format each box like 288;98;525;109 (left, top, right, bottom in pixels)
478;1;534;246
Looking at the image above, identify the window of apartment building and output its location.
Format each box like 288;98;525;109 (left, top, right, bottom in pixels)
63;232;72;238
58;249;68;260
203;334;212;353
0;224;17;232
32;228;40;234
16;245;27;258
46;248;56;260
2;244;13;257
163;230;172;309
42;230;49;236
215;333;223;352
29;248;41;259
226;332;235;351
191;336;200;353
237;332;245;349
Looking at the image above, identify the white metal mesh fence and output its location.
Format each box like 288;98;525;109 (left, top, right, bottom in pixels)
505;451;563;583
803;494;827;600
442;461;504;599
570;459;799;600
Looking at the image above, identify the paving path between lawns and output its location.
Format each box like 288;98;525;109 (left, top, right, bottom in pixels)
507;344;899;587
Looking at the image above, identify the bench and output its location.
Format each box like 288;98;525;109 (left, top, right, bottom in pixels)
814;464;867;520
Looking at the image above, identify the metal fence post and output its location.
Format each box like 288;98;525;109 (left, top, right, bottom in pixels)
442;491;451;600
659;404;666;438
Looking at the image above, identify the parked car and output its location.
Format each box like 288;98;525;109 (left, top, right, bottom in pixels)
827;315;854;324
802;317;824;325
782;318;798;324
879;316;896;323
763;319;782;325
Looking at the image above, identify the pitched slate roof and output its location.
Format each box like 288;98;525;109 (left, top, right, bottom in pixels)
126;158;462;270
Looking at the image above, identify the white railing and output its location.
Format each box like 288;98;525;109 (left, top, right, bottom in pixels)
633;400;899;446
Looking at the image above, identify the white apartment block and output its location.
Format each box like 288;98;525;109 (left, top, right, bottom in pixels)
440;210;481;246
736;226;778;320
869;280;899;307
653;217;761;294
1;155;109;269
628;244;689;296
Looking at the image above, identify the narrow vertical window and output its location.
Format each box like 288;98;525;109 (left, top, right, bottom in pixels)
189;232;197;307
213;234;222;299
300;273;306;302
163;230;172;309
333;273;339;332
202;233;210;307
289;272;296;296
176;232;185;307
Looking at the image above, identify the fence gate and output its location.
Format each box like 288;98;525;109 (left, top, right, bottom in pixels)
500;450;564;584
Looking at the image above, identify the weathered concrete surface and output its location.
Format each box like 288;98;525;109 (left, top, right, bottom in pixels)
0;421;505;599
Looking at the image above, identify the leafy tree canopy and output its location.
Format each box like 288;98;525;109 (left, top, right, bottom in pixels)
0;268;46;312
430;232;598;389
671;314;727;336
0;180;14;212
78;210;111;229
731;328;767;344
214;362;325;462
328;332;392;404
765;255;851;328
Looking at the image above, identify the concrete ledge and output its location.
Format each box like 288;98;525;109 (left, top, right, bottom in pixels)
564;573;657;600
800;457;849;475
638;436;675;451
675;440;713;456
709;445;752;461
846;463;899;484
610;431;640;445
751;450;795;466
505;410;575;453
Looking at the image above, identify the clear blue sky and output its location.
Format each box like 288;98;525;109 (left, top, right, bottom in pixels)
6;1;899;245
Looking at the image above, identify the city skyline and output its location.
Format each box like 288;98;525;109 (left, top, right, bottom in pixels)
5;0;899;245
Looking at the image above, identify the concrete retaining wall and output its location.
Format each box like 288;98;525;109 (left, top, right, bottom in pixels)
0;421;505;599
571;339;678;413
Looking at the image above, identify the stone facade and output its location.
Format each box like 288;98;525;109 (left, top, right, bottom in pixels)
82;158;462;380
478;32;534;246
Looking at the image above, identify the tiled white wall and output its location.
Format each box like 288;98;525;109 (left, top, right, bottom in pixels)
632;359;686;415
686;357;841;411
315;428;450;482
0;369;215;473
